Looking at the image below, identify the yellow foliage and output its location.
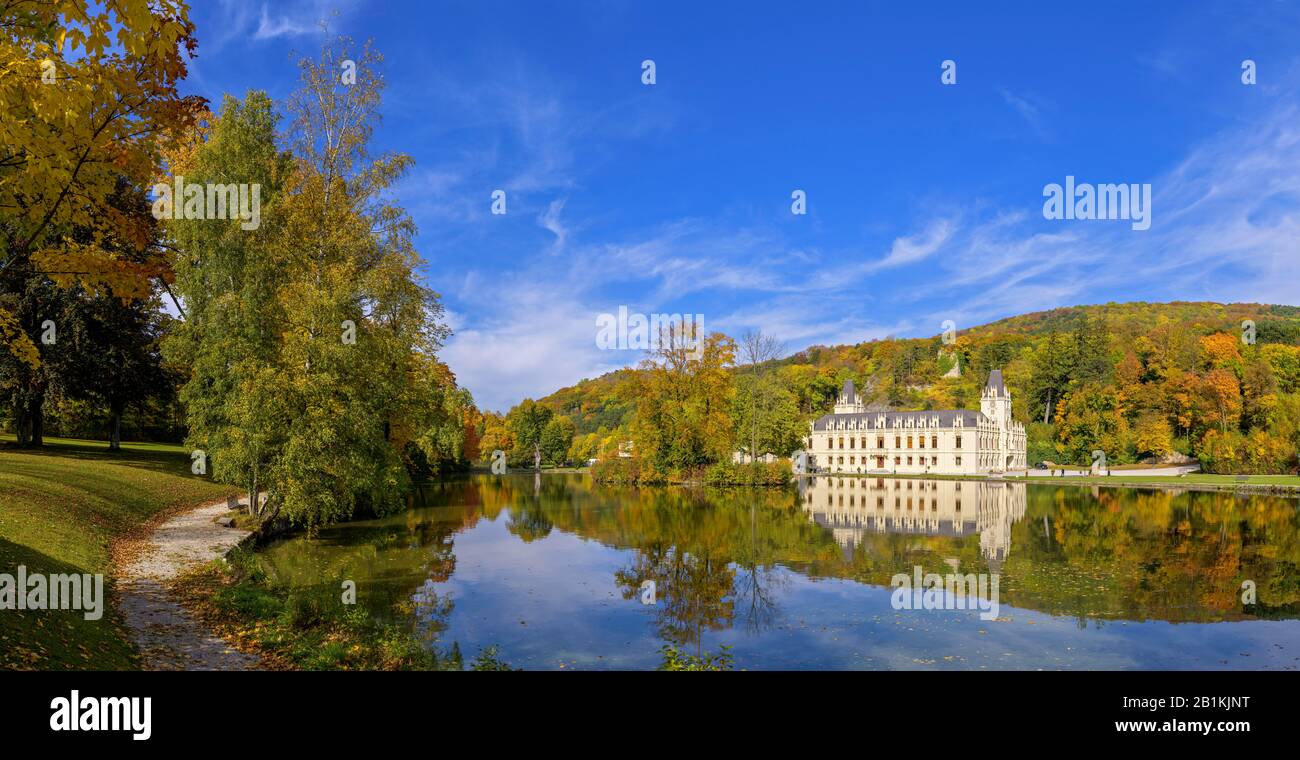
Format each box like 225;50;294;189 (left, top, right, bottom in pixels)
0;307;40;368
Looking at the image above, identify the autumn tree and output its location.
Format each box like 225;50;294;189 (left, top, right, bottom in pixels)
1196;369;1242;435
478;412;513;462
1;1;204;366
626;322;736;475
540;415;576;467
1132;414;1174;460
164;91;289;518
166;39;466;528
507;399;552;470
733;328;785;460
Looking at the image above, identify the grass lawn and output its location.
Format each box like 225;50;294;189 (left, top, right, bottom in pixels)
0;435;236;669
1021;473;1300;488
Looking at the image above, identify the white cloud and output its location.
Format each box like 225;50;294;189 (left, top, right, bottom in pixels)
865;219;955;271
538;199;568;254
999;88;1051;140
253;3;329;40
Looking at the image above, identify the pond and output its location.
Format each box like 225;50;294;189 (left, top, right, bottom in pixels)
254;473;1300;670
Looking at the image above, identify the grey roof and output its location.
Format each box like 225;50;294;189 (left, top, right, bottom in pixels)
841;379;856;403
986;369;1007;397
812;408;986;431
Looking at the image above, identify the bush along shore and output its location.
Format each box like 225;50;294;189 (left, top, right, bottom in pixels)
592;457;793;487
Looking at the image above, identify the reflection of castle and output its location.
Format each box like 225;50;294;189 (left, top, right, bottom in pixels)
799;476;1027;565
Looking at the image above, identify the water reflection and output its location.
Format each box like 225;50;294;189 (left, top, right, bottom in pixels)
254;474;1300;669
798;477;1026;568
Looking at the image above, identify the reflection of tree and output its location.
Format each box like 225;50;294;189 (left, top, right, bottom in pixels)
733;564;784;634
1000;485;1300;623
506;505;554;542
732;502;789;634
258;486;477;646
616;544;735;652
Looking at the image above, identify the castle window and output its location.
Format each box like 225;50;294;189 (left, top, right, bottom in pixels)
907;456;913;465
919;436;925;449
955;456;962;466
849;437;854;449
931;435;938;449
955;435;962;449
895;436;901;448
894;456;900;465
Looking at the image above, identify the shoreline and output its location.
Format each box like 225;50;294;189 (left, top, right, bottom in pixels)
795;470;1300;496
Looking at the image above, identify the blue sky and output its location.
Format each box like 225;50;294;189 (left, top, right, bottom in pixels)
189;1;1300;412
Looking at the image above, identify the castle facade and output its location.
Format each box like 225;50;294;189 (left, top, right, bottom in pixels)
807;370;1027;476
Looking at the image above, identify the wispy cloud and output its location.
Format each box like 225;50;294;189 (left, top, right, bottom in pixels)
865;220;955;271
253;5;324;40
999;88;1052;140
538;199;568;255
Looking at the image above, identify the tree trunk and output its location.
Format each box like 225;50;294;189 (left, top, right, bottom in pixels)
1043;390;1053;425
249;468;259;519
533;443;541;471
13;398;30;446
26;389;44;447
108;400;123;450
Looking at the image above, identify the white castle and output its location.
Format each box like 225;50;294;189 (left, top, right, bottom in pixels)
807;370;1027;476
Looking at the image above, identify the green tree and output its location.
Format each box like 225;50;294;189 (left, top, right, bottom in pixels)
508;399;553;470
164;91;291;520
167;39;464;528
540;416;576;467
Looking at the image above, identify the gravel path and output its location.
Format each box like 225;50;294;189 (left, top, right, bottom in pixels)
116;499;263;670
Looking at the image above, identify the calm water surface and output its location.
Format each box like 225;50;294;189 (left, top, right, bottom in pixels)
256;474;1300;670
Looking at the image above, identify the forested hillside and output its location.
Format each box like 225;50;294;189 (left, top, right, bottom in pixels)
480;302;1300;474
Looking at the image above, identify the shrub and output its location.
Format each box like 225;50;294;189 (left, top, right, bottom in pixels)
703;460;792;486
469;645;518;671
591;457;668;485
658;644;734;671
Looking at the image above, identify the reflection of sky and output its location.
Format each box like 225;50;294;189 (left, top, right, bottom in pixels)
426;513;1300;671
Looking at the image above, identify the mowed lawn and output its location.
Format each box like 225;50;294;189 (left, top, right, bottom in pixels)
1023;473;1300;487
0;435;236;669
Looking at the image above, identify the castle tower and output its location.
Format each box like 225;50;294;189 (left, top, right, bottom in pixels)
980;369;1012;430
833;379;865;414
